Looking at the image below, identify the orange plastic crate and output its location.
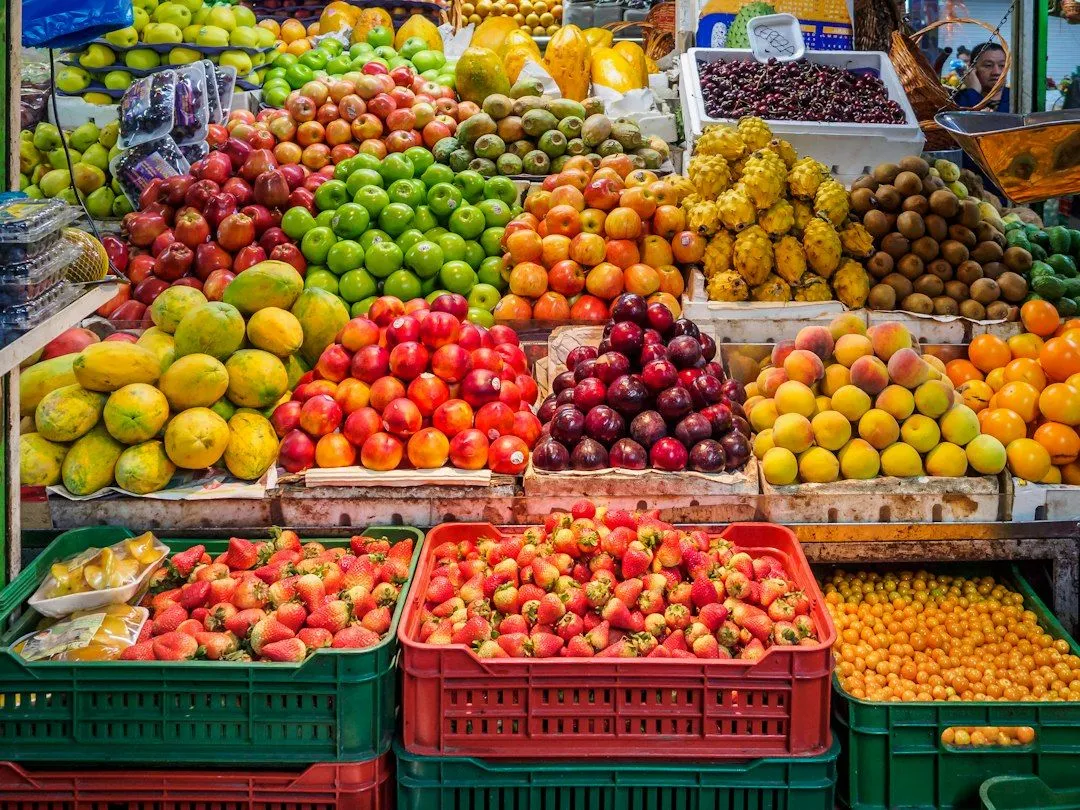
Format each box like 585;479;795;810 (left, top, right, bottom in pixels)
399;521;836;759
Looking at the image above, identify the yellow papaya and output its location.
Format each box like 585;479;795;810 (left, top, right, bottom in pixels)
471;17;520;55
351;7;392;43
224;412;279;480
395;14;442;51
613;40;648;88
583;27;613;49
20;433;68;487
504;29;542;56
73;342;160;392
544;25;592;101
645;55;660;74
504;44;540;84
62;426;124;496
19;354;78;416
590;48;637;93
456;46;511;104
35;384;107;442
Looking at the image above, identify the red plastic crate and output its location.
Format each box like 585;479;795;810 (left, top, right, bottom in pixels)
0;752;392;809
399;521;836;760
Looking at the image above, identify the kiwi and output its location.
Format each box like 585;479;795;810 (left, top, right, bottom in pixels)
867;251;895;278
863;209;891;238
929;189;960;218
986;301;1012;321
874;185;901;211
868;283;897;310
882;232;911;259
884;213;898;232
896;211;926;240
852;174;879;191
897;253;925;280
959;299;987;320
902;194;930;216
922;175;946;195
941;240;970;266
997;271;1028;302
1003;246;1033;273
912;236;941;263
924;214;949;242
913;274;945;297
971;241;1004;264
982;261;1006;279
883;272;914;301
927;258;954;282
970;277;1001;304
945;280;969;301
894;171;923;197
873;163;900;184
851;187;875;214
933;296;960;316
901;293;934;314
960;199;981;229
975;221;999;243
948;224;977;248
899;156;930;177
956;260;984;285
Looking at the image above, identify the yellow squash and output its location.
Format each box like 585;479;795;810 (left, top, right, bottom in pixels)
613;40;648;87
544;25;591;101
590;47;637;93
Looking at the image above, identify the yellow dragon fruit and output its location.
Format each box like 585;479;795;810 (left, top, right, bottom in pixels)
733;225;774;286
707;270;749;302
751;274;792;302
688;154;732;199
737;116;772;151
794;272;833;302
768;138;798;167
738;157;785;210
803;218;842;278
792;200;814;233
814;179;850;227
758;199;794;236
686;199;721;237
703;231;735;277
718;187;756;231
831;259;872;308
695;124;746;162
839;222;875;258
788;157;827;199
774;235;808;283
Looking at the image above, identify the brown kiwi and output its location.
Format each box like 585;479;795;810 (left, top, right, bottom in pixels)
922;175;946;195
913;274;945;297
912;236;941;263
896;211;926;240
883;272;914;301
863;209;891;238
928;189;960;219
975;222;998;243
969;277;1001;304
894;171;923;197
926;258;954;282
959;199;981;229
944;280;969;301
971;241;1004;264
941;240;970;266
997;272;1028;302
851;174;879;191
884;213;898;232
850;187;875;214
933;296;960;316
959;299;987;320
982;261;1006;280
902;194;930;215
874;185;901;212
901;293;934;314
898;156;930;178
868;283;897;310
924;214;949;242
881;232;912;259
956;260;984;285
948;224;977;248
986;301;1011;321
897;253;925;280
872;163;900;184
1003;246;1033;273
867;251;895;278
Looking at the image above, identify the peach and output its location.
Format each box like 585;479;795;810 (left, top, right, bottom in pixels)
782;349;825;386
875;384;915;421
880;442;924;477
759;367;790;398
811;410;851;451
829;312;868;340
772;413;814;454
850;355;890;396
315;432;356;468
798;447;840;483
382;397;422;437
774;380;817;417
887;348;934;390
868;321;913;361
821;364;851;397
858;408;900;450
900;414;941;453
407;373;451;416
924;355;947;376
770;340;796;368
831;385;871;422
432;399;474;438
360;431;403;471
407;427;451;469
925;442;968;477
838;438;880;479
334;378;371;414
794;325;834;361
343;406;381;447
833;334;873;368
369;376;406;411
815;395;832;415
914;380;954;419
449;427;490;469
748;398;779;432
338;317;380;351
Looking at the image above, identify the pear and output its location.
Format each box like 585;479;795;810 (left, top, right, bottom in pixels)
104;26;138;48
57;188;78;205
229;26;259;48
182;24;202;42
254;27;276;47
18;141;41;174
31;164;48;184
219;50;252;75
32;122;62;151
205;5;236;31
24;185;44;199
39;169;72;198
233;5;256;27
72;163;106;195
108;144;122;163
48;147;80;170
70;122;100;152
192;6;209;23
111;177;124;195
56;67;91;94
152;1;191;27
84;92;115;105
19;173;29;190
112;195;134;217
132;0;158;12
81;143;110;172
175;0;201;10
79;43;116;69
84;187;115;219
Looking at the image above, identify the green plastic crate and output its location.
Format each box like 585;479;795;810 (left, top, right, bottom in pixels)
0;524;424;765
394;737;840;810
833;565;1080;810
981;776;1080;810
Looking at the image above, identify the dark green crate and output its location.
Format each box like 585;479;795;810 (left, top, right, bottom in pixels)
0;524;424;765
980;776;1080;810
833;565;1080;810
394;737;840;810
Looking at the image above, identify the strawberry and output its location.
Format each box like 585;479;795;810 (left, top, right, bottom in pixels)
269;548;301;566
372;582;399;606
575;526;599;555
345;588;377;619
584;620;610;651
267;577;299;608
275;602;308;633
773;621;799;645
724;570;751;600
451;615;492;645
194;563;230;582
740;638;766;660
684;550;711;580
664;603;691;630
794;615;815;639
149;588;182;613
387;538;414;562
727;552;754;580
629;631;658;656
151;604;188;636
224;608;266;638
602;508;636;530
497;632;529;657
530;632;564;658
194;631;239;660
744;580;762;605
637;589;665;615
432;597;464;618
691;577;719;608
620;541;652;579
644;613;667;637
600;526;633;558
296;574;326;613
647;644;671;658
208;577;237;604
544;511;572;534
589;552;616;574
692;634;720;658
564;635;595;657
176;619;204;637
306;600;351;634
530;558;560;590
561;586;587;616
555;612;584;641
179;580;211;611
613;578;644;605
626;610;646;633
167;545;205;581
249;617;295;655
221;537;259;571
232;576;269;609
786;591;811;615
301;541;326;558
298;627;334;649
520;599;540;625
684;622;710;645
698;602;728;631
596;639;635;658
662;628;688;652
137;621;152;643
261;638;308;662
731;602;773;642
378;557;410;585
536;592;565;624
498;614;527;636
667;581;693;607
584;579;611;608
767;598;796;623
655;537;682;568
759;577;789;607
551;528;578;556
120;641;156;660
342;557;376;591
492;583;518;613
476;639;509;658
191;607;210;624
350;535;387;555
270;529;302;552
253;563;284;584
332;626;380;648
601;597;633;629
571;499;595;519
152;631;199;661
361;606;392;634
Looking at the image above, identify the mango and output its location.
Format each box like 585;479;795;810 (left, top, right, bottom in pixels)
137;326;177;374
150;286;207;333
798;447;839;483
225;349;289;408
159;353;230;411
62;425;124;495
224;412;279;480
115;440;176;494
925;442;968;477
20;354;78;415
291;288;349;366
35;384;107;442
20;433;68;486
283;354;309;389
811;410;851;452
966;434;1007;474
164;407;229;469
73;342;160;392
221;260;304;315
772;413;813;454
103;383;170;444
246;307;303;356
173;301;245;360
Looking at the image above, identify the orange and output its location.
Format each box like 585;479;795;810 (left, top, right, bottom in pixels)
1033;422;1080;465
957;379;993;412
945;359;983;387
280;18;306;42
1056;318;1080;336
1039;383;1080;425
286;39;311;55
978;407;1027;445
995;381;1040;422
1003;357;1047;391
1067;373;1080;390
985;367;1006;391
1039;336;1080;382
1061;460;1080;484
1006;438;1052;481
1020;300;1061;337
257;19;280;37
968;334;1011;373
1007;332;1044;360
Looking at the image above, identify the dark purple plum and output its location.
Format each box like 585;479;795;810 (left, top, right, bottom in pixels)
650;437;689;471
689;374;724;409
537;395;558;423
689;439;726;473
646;302;675;336
594;351;631;384
642;328;663;345
606;374;649;416
553;370;576;394
550;407;585;445
566;345;598;371
571;438;609;470
674;413;713;448
609;438;648;469
597;339;612;355
584;405;625;445
720;430;751;470
630;410;667;449
609;293;648;325
700;403;733;437
703;361;725;380
556;388;576;406
533;437;570;471
720;378;747;404
573;358;598;382
573;378;607;412
641;359;678;393
699;332;717;362
678;367;704;388
667;335;703;369
732;415;751;436
656;386;693;422
670;318;700;340
722;398;746;420
640;343;668;364
609;320;644;356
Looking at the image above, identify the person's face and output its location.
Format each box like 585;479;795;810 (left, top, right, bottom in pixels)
975;49;1006;88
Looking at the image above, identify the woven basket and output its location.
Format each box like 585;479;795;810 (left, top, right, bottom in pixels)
603;2;676;60
1063;0;1080;21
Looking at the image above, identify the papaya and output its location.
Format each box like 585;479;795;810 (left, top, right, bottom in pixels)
221;260;304;315
246;307;304;356
62;425;124;495
159;353;230;411
114;440;176;494
20;354;78;416
395;14;442;51
612;40;649;88
164;407;230;469
20;433;68;486
504;45;540;84
73;342;161;392
645;55;660;74
137;327;177;374
456;47;511;105
225;349;289;408
504;28;542;57
210;397;237;422
583;27;614;49
590;48;638;93
35;384;107;442
103;383;170;444
291;288;350;366
224;412;279;480
283;354;309;389
545;26;592;101
150;286;207;334
173;301;246;360
351;7;393;43
471;17;520;54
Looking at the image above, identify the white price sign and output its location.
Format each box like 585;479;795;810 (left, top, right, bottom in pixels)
747;13;805;62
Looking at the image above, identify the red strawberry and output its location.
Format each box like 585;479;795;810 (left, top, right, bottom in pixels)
499;614;528;635
584;620;610;651
271;529;302;552
731;602;773;642
176;618;204;636
476;639;509;658
497;632;530;657
728;552;754;580
451;615;492;645
372;582;400;606
261;638;308;662
358;606;390;634
664;603;691;630
551;527;579;557
331;626;380;648
637;589;665;615
208;577;237;604
253;563;284;584
137;621;152;642
296;574;326;613
717;620;740;648
224;607;266;638
556;612;584;641
536;592;565;625
597;639;636;657
662;628;688;651
655;537;682;568
601;597;633;629
571;499;595;519
768;598;796;623
724;570;751;600
648;644;671;658
691;578;718;608
786;591;811;615
152;631;199;660
698;602;729;631
275;602;308;632
249;617;295;655
584;579;611;608
220;537;259;571
561;586;587;616
667;581;693;607
684;549;711;580
342;557;376;591
151;604;188;636
269;548;302;566
530;632;564;658
644;613;667;637
149;588;182;613
298;627;333;649
575;525;600;555
232;576;269;609
740;638;766;660
300;541;326;558
378;557;410;585
345;588;377;619
692;634;720;658
613;578;644;605
530;558;560;590
120;641;155;660
759;577;789;607
194;563;230;582
602;508;636;530
306;600;350;633
194;631;239;660
794;615;815;639
387;538;414;562
620;541;652;579
626;610;646;633
179;580;211;611
267;576;298;607
564;635;595;657
167;545;205;580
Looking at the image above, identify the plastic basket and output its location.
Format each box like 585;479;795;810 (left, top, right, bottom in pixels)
0;751;393;809
833;565;1080;810
980;776;1080;810
399;522;835;759
0;524;424;765
395;736;840;810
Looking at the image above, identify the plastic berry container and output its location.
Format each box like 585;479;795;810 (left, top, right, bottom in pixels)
0;282;79;341
0;237;80;307
0;199;82;265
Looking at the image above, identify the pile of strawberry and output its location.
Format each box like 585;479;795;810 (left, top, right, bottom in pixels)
122;531;413;662
418;503;819;659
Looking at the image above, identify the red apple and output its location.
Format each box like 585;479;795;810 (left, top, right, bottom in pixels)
203;193;238;229
150;229;176;258
201;149;234;184
203;268;235;300
126;254;155;284
240;204;273;235
133;277;170;306
270;243;307;275
258;227;290;254
288;187;315;213
270;400;302;437
154;242;194;281
174;209;211;248
162;174;194;206
40;327;99;360
127;213;169;247
110;300;148;323
217;213;256;252
343;406;381;447
194;241;232;279
233;244;266;272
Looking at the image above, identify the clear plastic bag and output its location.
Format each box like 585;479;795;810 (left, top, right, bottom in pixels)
110;136;190;209
12;604;149;662
172;62;209;146
215;64;237;114
201;59;223;124
118;70;177;151
180;140;210;164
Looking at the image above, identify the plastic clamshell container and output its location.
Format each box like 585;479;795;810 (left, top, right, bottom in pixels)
682;49;925;184
0;751;393;810
399;522;836;760
980;776;1080;810
833;565;1080;810
0;282;79;341
0;524;425;765
27;535;169;618
0;199;82;265
395;736;840;810
0;237;80;307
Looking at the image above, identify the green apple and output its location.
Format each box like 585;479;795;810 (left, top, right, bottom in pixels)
411;49;445;73
192;5;209;23
152;2;191;27
39;169;71;198
339;269;377;303
125;48;160;69
205;5;236;31
70;122;100;152
80;44;116;69
375;45;397;60
56;67;92;94
103;68;133;89
254;27;276;47
262;82;289;107
468;283;500;311
229;26;259;47
104;26;138;48
32;122;62;152
144;22;183;43
219;50;252;74
384;269;422;301
233;5;256;27
132;0;158;13
195;25;229;46
168;46;201;65
85;187;115;219
399;36;427;59
99;120;119;149
132;7;150;30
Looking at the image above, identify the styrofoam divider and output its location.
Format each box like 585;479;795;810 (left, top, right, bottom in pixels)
864;309;1024;343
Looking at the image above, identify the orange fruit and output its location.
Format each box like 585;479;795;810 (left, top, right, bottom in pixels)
1033;422;1080;465
1061;460;1080;484
307;22;321;35
1066;372;1080;389
1042;465;1063;484
946;359;983;387
957;379;993;412
280;18;306;42
1007;332;1044;360
1006;438;1052;481
979;407;1027;445
985;367;1006;391
1039;336;1080;382
1020;300;1061;337
1056;318;1080;336
286;38;312;55
968;334;1011;373
1039;383;1080;425
1003;357;1047;391
995;381;1040;422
